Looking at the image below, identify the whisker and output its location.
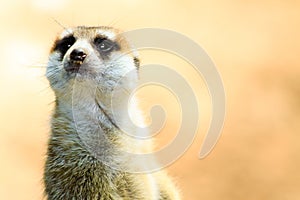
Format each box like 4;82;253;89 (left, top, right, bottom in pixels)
46;73;58;80
47;67;61;73
51;17;67;29
106;17;121;28
46;66;62;72
23;61;48;68
46;70;60;79
37;85;52;94
47;99;56;106
27;64;47;68
108;14;132;29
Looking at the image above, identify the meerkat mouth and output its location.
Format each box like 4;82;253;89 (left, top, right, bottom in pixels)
64;61;83;73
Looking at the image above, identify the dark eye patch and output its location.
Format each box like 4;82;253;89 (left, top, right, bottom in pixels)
53;35;76;60
94;37;120;55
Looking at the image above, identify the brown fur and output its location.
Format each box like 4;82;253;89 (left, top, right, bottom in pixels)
44;26;181;200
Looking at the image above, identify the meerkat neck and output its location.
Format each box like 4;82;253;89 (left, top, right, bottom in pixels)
51;94;123;149
44;98;130;199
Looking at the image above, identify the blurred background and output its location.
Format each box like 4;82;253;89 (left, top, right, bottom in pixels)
0;0;299;199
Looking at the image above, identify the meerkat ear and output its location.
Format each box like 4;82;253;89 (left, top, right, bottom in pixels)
133;57;140;69
130;45;140;69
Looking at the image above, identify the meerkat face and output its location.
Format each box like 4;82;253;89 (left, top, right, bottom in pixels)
46;26;140;99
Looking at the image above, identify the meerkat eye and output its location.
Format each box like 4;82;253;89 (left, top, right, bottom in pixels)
94;37;116;53
54;35;76;57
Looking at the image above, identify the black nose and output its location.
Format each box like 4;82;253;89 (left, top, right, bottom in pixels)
70;49;87;62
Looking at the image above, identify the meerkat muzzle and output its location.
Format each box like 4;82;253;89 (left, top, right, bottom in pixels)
70;49;87;62
64;48;87;72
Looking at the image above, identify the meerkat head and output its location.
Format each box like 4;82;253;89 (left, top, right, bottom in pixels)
46;26;140;103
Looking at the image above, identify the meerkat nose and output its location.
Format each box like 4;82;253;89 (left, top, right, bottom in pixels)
70;49;87;62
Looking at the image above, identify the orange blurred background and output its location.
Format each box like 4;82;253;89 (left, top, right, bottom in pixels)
0;1;300;199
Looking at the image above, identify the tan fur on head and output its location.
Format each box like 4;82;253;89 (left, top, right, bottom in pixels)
50;26;132;55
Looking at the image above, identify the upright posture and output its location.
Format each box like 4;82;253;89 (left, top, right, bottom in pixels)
44;26;180;200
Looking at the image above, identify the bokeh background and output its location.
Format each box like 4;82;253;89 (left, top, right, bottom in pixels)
0;1;300;199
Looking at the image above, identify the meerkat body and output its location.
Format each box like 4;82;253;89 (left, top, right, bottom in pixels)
44;26;180;200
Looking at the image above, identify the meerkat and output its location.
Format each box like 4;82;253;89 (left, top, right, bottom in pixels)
44;26;181;200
